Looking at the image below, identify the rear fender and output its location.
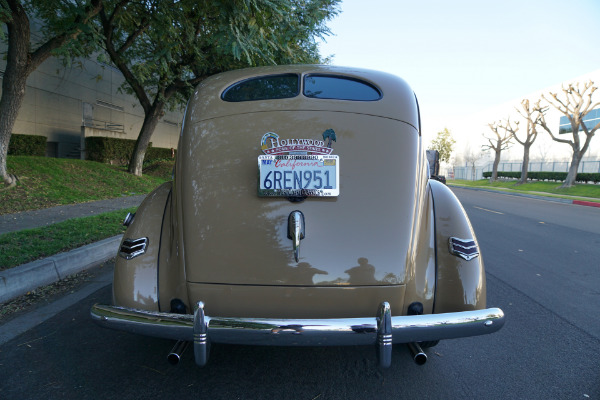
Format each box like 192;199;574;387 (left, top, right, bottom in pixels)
430;180;486;312
113;182;172;311
157;185;189;313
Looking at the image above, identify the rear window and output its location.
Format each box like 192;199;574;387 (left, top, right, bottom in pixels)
222;74;300;102
303;75;382;101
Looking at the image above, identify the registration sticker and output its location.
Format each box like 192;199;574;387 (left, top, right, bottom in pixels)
258;155;339;197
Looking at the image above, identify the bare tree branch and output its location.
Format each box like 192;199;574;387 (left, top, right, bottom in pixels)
512;99;544;184
483;118;515;181
535;80;599;188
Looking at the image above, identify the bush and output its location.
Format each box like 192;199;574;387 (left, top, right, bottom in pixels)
8;134;46;156
85;137;175;166
482;171;600;183
85;137;136;165
576;173;600;183
482;171;520;179
145;146;176;163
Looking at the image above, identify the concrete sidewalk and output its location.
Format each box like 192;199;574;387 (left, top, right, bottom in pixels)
0;195;146;303
0;194;146;234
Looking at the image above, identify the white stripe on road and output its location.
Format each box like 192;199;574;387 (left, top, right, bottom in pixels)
473;206;504;215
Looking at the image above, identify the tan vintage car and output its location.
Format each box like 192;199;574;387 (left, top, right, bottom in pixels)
91;65;504;367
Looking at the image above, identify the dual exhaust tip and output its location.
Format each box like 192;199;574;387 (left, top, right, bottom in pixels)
166;340;427;366
407;342;428;366
167;340;189;365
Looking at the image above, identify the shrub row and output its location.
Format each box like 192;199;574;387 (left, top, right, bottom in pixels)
483;171;520;179
146;146;176;162
85;137;134;165
482;171;600;183
85;137;175;166
8;134;46;156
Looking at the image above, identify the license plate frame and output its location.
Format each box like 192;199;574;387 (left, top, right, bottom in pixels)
258;155;339;197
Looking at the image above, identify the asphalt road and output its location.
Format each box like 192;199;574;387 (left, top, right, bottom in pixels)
452;187;600;341
0;188;599;399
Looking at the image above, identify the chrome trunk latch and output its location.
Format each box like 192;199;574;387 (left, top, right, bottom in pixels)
287;210;305;262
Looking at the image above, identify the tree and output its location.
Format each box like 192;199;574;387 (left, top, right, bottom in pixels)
513;99;543;184
534;81;600;188
483;119;515;182
461;145;483;181
429;127;456;163
98;0;340;176
0;0;102;187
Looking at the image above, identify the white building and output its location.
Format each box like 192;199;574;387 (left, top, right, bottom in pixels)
0;27;182;159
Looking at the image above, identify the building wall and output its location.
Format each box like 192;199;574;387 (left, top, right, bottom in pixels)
0;31;183;159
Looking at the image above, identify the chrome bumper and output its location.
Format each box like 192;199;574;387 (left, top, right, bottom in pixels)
91;302;504;367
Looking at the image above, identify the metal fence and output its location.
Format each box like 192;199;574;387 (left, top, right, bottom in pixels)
449;166;485;181
449;160;600;181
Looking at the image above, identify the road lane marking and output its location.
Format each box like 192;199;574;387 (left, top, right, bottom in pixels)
473;206;504;215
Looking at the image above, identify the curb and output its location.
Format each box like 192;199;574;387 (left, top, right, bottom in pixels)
0;268;114;345
0;235;122;304
573;200;600;208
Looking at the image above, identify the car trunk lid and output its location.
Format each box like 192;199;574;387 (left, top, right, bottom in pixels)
177;110;421;287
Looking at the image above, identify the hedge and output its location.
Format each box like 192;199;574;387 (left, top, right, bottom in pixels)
482;171;600;183
146;146;176;161
85;137;175;166
8;134;46;156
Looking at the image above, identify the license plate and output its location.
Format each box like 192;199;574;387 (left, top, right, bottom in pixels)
258;155;339;197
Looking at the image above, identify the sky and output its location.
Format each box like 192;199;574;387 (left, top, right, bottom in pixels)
318;0;600;152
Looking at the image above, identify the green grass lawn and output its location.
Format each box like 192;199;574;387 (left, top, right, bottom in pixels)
1;156;173;214
449;179;600;201
0;156;174;271
0;207;135;270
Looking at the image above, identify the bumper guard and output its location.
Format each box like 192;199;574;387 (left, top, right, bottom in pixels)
91;302;504;368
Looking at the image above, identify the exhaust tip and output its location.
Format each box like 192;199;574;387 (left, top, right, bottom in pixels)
167;340;189;365
413;352;427;366
167;352;182;365
407;342;427;366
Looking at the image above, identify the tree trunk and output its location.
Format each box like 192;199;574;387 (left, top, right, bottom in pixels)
491;150;501;182
127;103;165;176
561;150;581;189
518;143;531;185
0;1;30;186
0;69;28;186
